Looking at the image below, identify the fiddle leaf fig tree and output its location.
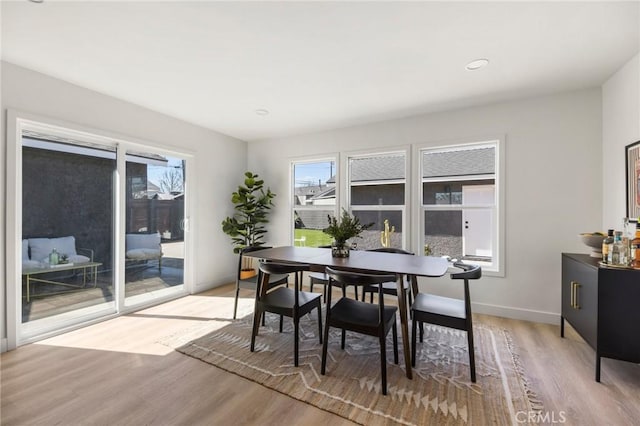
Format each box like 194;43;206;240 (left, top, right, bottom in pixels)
221;171;276;253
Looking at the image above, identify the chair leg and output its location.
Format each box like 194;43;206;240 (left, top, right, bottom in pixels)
411;316;418;367
379;333;388;395
250;306;261;352
341;329;346;350
370;291;373;304
233;283;240;319
321;323;330;375
279;315;284;333
392;321;398;364
467;327;476;383
294;317;299;367
419;321;424;342
316;303;323;344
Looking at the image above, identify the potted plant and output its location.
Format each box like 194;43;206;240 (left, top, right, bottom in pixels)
221;172;276;277
323;209;373;257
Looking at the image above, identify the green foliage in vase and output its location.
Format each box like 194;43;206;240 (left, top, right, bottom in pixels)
221;171;276;253
323;209;373;246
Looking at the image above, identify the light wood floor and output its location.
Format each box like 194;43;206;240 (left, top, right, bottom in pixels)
2;283;639;426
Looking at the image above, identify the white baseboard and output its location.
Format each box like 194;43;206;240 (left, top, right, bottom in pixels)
1;337;7;353
472;301;560;325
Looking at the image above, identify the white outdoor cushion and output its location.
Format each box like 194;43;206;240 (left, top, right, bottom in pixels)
126;248;162;260
22;239;29;261
126;249;162;260
22;259;41;269
69;254;91;264
29;236;79;263
126;233;161;251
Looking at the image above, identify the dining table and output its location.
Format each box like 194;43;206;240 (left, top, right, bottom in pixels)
244;245;450;379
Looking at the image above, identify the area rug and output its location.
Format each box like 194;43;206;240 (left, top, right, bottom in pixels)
163;311;543;425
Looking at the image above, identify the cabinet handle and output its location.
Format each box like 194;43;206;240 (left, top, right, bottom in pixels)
570;281;581;310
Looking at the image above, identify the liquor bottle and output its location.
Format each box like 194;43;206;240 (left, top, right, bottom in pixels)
632;219;640;269
622;218;632;265
611;231;627;266
602;229;614;264
49;248;59;265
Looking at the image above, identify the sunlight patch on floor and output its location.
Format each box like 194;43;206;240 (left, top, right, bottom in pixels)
34;295;255;356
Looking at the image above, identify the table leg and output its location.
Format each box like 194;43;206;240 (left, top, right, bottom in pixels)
397;274;412;379
26;275;31;303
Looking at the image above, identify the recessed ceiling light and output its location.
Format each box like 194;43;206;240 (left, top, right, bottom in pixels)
466;58;489;71
255;109;269;116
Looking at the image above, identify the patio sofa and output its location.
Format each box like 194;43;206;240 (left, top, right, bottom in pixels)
23;236;93;268
125;232;163;270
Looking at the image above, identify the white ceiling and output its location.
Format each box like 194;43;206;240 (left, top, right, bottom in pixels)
2;1;639;142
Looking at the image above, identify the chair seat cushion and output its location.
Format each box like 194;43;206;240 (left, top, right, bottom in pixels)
411;293;466;319
330;297;397;329
365;280;409;294
262;287;321;310
308;272;328;282
126;248;162;260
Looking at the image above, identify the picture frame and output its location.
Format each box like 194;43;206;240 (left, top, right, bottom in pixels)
625;140;640;219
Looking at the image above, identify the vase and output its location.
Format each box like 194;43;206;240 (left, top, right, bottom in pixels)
331;242;350;258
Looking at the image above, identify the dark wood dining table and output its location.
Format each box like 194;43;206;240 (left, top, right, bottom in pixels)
245;246;450;379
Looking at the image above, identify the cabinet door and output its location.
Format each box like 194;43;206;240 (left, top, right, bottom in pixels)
562;255;598;348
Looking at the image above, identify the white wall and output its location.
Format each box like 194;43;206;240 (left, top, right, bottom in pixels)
249;89;603;324
602;54;640;228
1;62;245;346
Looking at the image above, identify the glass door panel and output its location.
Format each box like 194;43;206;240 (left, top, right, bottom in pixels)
124;151;185;305
21;137;116;331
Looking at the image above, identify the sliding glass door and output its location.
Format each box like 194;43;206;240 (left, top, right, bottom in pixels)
124;151;185;305
8;113;191;346
20;134;117;336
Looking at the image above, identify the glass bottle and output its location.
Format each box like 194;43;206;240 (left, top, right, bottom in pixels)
611;231;626;266
49;248;59;265
602;229;614;264
632;219;640;269
622;218;632;265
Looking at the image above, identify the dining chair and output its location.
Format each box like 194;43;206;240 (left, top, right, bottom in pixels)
309;245;359;301
410;262;482;382
233;246;289;320
361;248;416;309
321;267;399;395
251;261;323;367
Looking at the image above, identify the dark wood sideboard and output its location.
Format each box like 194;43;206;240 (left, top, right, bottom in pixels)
561;253;640;382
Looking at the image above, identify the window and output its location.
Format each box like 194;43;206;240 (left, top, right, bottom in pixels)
419;141;503;273
347;151;407;250
291;158;337;247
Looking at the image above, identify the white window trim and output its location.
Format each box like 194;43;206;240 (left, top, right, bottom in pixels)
413;137;505;276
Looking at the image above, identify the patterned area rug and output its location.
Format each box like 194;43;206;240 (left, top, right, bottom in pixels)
163;310;542;425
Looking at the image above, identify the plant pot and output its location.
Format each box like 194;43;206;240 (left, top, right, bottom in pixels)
331;242;350;258
240;269;257;279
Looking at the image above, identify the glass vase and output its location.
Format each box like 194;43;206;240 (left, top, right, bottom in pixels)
331;241;350;258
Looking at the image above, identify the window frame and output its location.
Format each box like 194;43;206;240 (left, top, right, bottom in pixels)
413;138;505;276
344;147;411;251
289;154;339;246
